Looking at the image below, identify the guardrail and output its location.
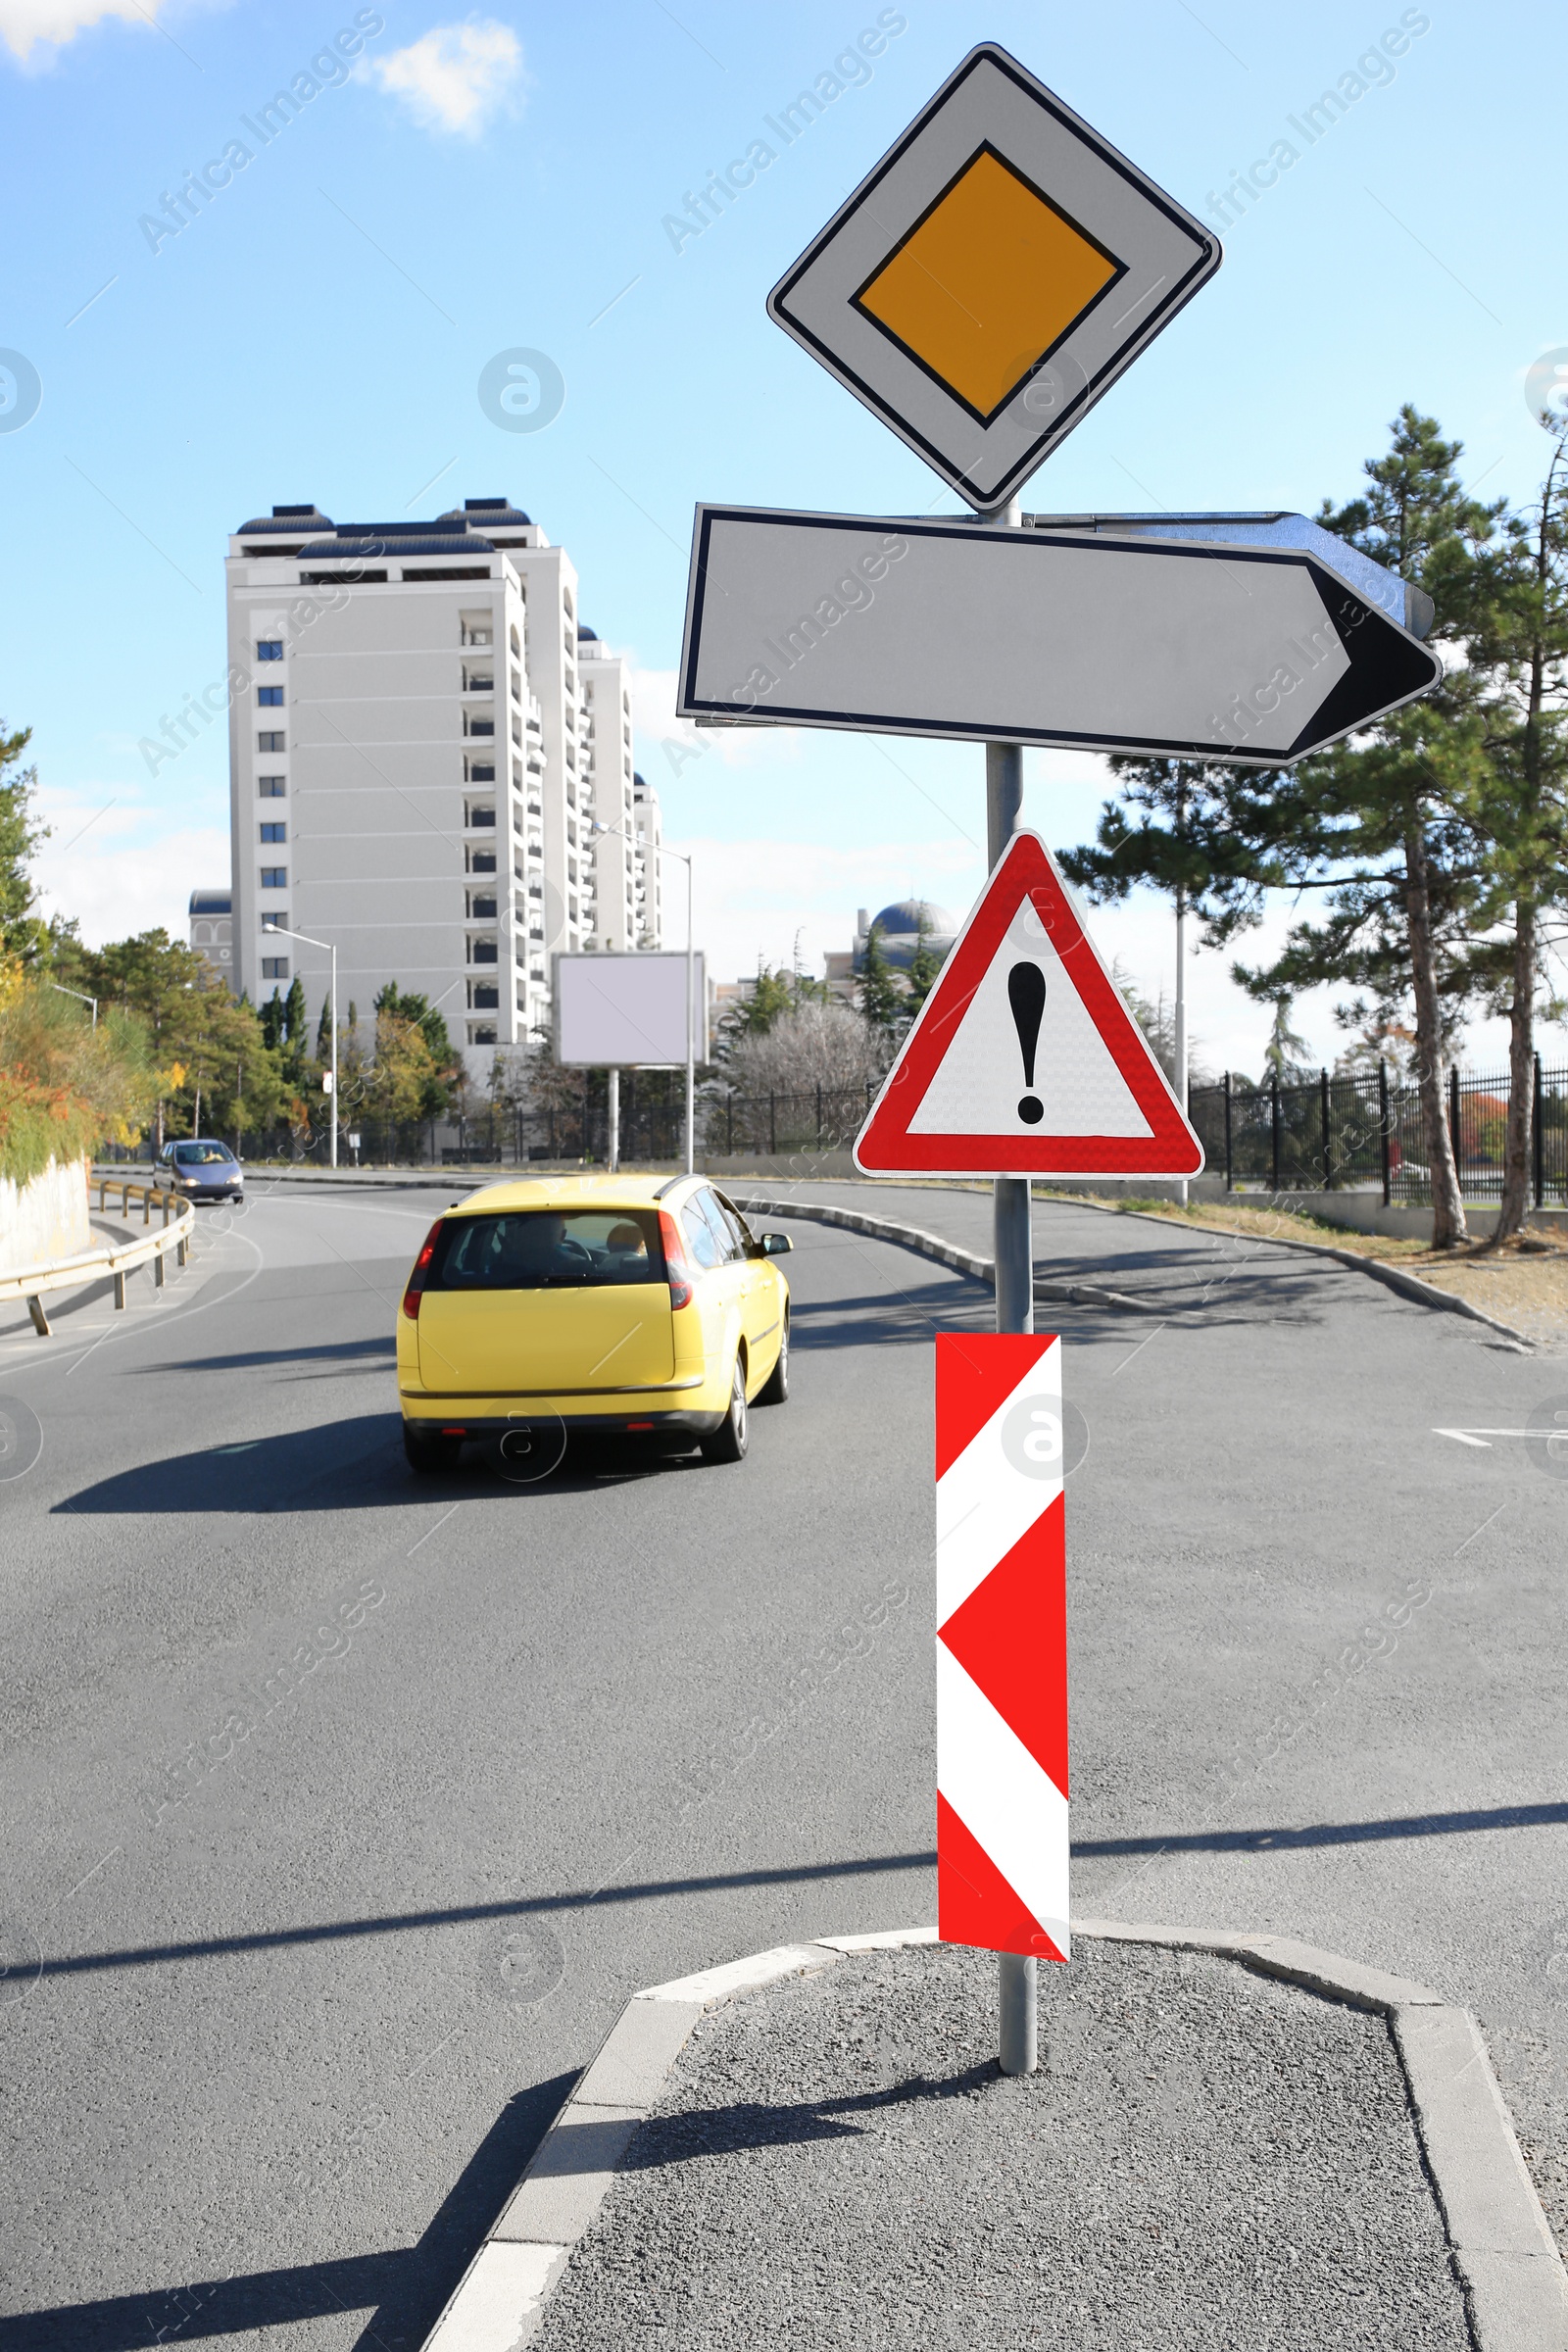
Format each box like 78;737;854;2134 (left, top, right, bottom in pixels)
0;1177;196;1336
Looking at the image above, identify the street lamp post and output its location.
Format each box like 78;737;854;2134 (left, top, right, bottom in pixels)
263;921;338;1169
50;983;98;1028
590;824;697;1177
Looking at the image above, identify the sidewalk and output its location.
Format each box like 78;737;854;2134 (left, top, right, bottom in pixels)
495;1936;1487;2351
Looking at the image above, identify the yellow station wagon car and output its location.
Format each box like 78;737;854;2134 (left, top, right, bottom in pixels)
397;1173;793;1473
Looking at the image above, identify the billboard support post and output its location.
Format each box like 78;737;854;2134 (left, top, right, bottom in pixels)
607;1067;620;1174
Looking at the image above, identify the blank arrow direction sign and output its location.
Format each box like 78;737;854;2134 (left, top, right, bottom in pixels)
676;507;1442;763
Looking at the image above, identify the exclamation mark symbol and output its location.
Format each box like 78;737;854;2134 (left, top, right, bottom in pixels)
1009;962;1046;1126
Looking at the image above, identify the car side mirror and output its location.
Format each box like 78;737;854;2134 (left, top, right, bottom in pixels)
761;1231;793;1255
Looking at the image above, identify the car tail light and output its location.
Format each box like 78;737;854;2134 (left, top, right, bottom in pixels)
402;1218;444;1320
659;1210;695;1310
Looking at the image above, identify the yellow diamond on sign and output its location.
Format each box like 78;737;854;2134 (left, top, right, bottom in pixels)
854;146;1124;425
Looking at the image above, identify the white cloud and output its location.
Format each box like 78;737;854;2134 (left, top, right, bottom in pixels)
30;786;228;951
668;831;983;990
0;0;155;64
369;18;523;137
628;663;796;782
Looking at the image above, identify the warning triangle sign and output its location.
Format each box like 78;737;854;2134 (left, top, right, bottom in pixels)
855;832;1204;1179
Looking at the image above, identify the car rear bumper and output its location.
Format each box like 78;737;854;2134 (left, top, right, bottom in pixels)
403;1409;727;1440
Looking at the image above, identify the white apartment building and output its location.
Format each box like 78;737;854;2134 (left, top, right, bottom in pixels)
633;770;665;947
224;496;658;1065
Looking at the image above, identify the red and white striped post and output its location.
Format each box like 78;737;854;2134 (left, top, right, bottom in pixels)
936;1331;1069;2071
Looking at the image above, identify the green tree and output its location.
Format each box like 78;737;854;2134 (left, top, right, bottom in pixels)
905;910;943;1016
1457;434;1568;1238
374;982;456;1117
0;721;50;961
1266;406;1501;1245
1260;994;1314;1084
66;929;211;1149
173;982;285;1140
364;1004;439;1127
856;920;903;1035
282;975;308;1046
1065;409;1497;1248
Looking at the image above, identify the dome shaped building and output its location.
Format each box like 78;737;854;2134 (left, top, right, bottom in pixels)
854;899;958;973
822;899;960;998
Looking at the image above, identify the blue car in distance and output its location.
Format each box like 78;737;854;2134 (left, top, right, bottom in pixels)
158;1139;244;1203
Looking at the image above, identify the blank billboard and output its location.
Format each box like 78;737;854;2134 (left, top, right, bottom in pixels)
553;952;706;1067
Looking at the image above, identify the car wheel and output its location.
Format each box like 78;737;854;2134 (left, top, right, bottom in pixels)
699;1356;749;1464
404;1424;461;1475
757;1314;789;1404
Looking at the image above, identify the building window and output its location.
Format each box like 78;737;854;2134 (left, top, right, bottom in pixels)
257;640;283;662
467;893;497;918
469;940;499;965
468;1023;498;1045
261;866;287;888
262;912;288;935
468;983;499;1008
258;776;285;798
258;685;284;707
260;822;286;844
262;956;289;979
466;715;495;737
466;847;497;873
258;731;285;752
465;759;496;783
466;803;496;828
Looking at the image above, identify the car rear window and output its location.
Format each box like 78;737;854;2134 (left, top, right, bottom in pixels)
427;1209;667;1291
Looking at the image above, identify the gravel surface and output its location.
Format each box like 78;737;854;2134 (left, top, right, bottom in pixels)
532;1939;1471;2351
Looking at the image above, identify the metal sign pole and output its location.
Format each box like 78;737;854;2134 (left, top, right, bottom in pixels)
607;1066;620;1174
982;496;1039;2078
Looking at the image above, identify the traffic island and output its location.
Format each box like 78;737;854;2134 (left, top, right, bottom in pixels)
422;1925;1568;2352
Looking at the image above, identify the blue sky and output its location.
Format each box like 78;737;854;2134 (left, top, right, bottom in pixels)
3;0;1562;1075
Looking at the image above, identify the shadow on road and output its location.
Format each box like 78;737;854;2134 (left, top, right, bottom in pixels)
789;1281;987;1349
129;1333;396;1377
1074;1799;1568;1858
33;1851;939;1984
0;2072;576;2352
54;1415;411;1515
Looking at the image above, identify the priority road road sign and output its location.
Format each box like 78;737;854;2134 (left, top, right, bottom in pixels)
767;42;1220;511
855;829;1203;1180
676;506;1443;762
936;1330;1068;1962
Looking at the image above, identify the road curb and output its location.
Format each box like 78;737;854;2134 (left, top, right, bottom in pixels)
418;1921;1566;2352
1059;1192;1539;1348
728;1195;1163;1314
728;1192;1538;1347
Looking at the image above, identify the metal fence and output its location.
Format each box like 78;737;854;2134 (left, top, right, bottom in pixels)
97;1082;887;1172
101;1062;1568;1201
1189;1059;1568;1204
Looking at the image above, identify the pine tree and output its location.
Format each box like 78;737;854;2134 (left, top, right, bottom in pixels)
0;718;49;961
1460;432;1568;1238
905;910;943;1015
856;921;903;1034
1063;409;1497;1248
282;975;308;1049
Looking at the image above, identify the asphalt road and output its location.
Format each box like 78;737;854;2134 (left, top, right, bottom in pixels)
0;1175;1564;2349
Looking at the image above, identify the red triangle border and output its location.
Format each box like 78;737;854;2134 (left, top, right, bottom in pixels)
855;831;1204;1178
